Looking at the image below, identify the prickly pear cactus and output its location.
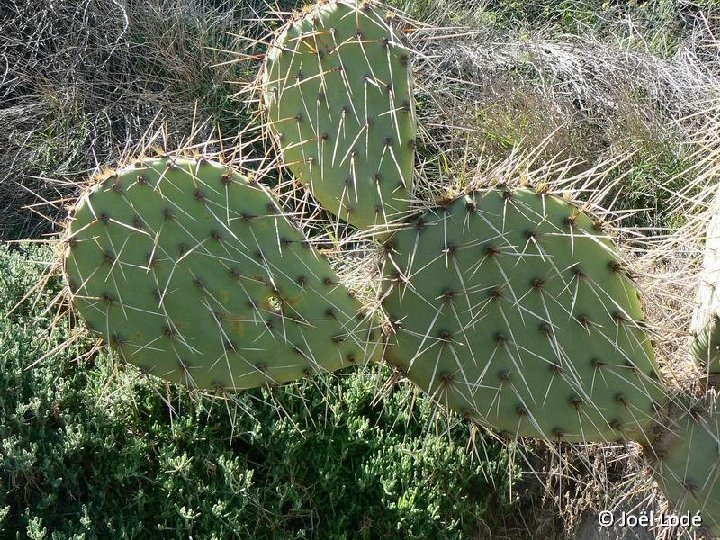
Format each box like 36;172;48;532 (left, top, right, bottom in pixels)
381;187;664;442
692;317;720;375
63;156;380;390
647;398;720;536
690;188;720;377
261;0;417;231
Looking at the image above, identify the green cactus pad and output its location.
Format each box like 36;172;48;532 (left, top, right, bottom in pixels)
381;187;663;442
63;156;380;390
691;316;720;375
649;399;720;536
262;0;416;231
689;189;720;377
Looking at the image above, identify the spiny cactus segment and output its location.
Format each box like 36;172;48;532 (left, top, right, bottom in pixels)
63;156;380;390
381;187;664;442
692;319;720;377
647;398;720;536
261;0;417;232
690;192;720;377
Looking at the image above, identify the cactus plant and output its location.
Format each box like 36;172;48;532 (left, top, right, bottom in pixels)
380;186;664;442
49;0;720;536
261;0;417;232
691;317;720;376
659;188;720;536
63;155;380;390
690;190;720;377
374;179;720;534
646;397;719;533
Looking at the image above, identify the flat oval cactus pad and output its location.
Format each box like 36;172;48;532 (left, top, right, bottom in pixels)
262;0;416;231
63;157;380;390
382;187;663;442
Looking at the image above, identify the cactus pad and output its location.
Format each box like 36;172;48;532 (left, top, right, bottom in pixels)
381;187;663;442
649;399;720;536
63;156;380;390
691;316;720;375
262;0;416;231
689;188;720;377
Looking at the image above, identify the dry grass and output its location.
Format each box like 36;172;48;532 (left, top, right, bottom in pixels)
404;4;720;231
0;0;270;240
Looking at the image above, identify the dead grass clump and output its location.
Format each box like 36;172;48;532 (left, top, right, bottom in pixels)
0;0;267;240
407;7;720;231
